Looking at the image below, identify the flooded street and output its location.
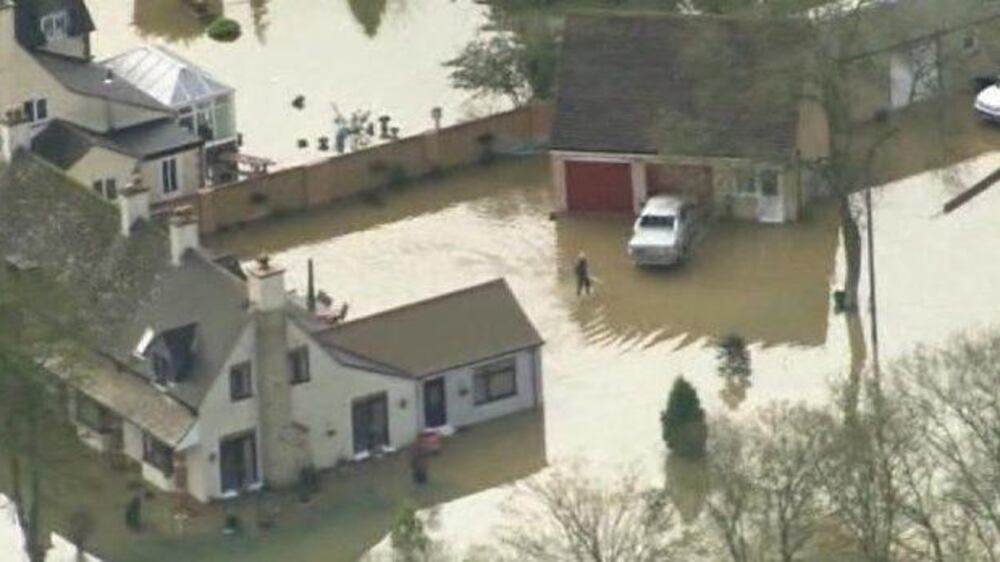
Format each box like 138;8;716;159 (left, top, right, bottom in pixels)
85;0;501;166
211;151;1000;557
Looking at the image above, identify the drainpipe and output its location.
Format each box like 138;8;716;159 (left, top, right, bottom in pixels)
306;258;316;312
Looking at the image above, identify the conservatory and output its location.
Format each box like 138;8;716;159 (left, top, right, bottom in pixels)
102;45;237;146
102;45;239;183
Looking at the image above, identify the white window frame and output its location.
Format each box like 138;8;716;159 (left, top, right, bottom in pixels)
22;98;48;125
40;10;69;42
473;358;518;405
91;177;118;200
161;158;180;195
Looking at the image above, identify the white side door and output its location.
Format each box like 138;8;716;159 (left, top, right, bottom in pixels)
755;170;784;223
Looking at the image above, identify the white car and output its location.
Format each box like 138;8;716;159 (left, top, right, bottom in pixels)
627;195;702;267
974;81;1000;122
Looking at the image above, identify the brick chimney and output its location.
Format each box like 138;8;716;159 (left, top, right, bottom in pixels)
168;205;199;266
119;170;151;237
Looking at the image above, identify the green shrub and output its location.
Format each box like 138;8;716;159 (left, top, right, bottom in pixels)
206;17;241;42
660;377;707;458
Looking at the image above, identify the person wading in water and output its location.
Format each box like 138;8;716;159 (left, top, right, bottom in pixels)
575;251;592;296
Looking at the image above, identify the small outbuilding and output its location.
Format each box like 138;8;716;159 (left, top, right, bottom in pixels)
550;14;830;223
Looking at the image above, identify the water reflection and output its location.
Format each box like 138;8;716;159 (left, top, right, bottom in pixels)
250;0;270;43
554;206;840;350
348;0;388;38
664;454;709;524
132;0;221;43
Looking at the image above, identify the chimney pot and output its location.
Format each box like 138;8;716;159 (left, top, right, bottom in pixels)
247;254;285;311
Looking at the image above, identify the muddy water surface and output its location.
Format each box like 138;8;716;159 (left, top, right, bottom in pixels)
211;151;1000;556
85;0;499;166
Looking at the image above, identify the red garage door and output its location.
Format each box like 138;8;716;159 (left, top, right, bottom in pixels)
565;161;633;213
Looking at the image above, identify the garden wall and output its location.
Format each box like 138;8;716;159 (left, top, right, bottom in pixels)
152;103;553;234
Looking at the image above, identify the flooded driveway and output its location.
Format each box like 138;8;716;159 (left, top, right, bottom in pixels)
211;150;1000;557
85;0;501;166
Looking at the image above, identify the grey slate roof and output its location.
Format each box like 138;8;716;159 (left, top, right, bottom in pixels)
33;52;172;113
104;118;203;159
551;14;810;161
0;153;250;413
29;120;94;168
31;119;202;168
314;279;543;379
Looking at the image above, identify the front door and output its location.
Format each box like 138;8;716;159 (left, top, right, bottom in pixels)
352;393;389;454
220;432;258;493
424;378;447;428
756;170;784;223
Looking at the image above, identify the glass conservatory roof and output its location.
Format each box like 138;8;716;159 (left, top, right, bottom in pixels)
101;45;233;109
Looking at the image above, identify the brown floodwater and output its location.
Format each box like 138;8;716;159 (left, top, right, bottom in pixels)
85;0;503;166
210;150;1000;556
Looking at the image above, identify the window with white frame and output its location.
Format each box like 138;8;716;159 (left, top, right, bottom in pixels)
473;358;518;405
229;361;253;402
40;10;69;42
91;178;118;201
142;432;174;476
22;98;48;124
176;95;235;142
161;158;179;194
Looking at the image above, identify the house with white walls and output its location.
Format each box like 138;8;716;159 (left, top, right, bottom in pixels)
0;0;240;203
0;152;543;502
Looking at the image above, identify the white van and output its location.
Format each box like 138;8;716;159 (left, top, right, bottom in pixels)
627;195;702;266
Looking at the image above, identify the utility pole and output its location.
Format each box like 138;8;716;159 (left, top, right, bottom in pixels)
865;185;880;380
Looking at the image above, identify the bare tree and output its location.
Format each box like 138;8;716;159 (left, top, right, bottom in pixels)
704;405;832;562
892;333;1000;561
495;466;688;562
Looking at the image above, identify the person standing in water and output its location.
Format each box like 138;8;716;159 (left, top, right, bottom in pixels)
575;251;592;296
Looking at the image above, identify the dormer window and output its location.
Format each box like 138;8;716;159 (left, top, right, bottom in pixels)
40;11;70;42
135;323;198;386
152;352;171;385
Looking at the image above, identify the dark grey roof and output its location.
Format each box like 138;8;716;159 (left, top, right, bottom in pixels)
31;119;202;167
29;119;94;168
104;118;202;159
551;14;810;161
14;0;95;51
314;279;543;378
0;153;250;411
33;52;172;112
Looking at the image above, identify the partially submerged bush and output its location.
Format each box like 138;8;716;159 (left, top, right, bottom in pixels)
206;17;241;42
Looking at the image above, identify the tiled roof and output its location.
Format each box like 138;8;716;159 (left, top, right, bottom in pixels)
552;14;810;161
31;119;201;167
33;52;173;113
314;279;543;378
0;153;249;411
